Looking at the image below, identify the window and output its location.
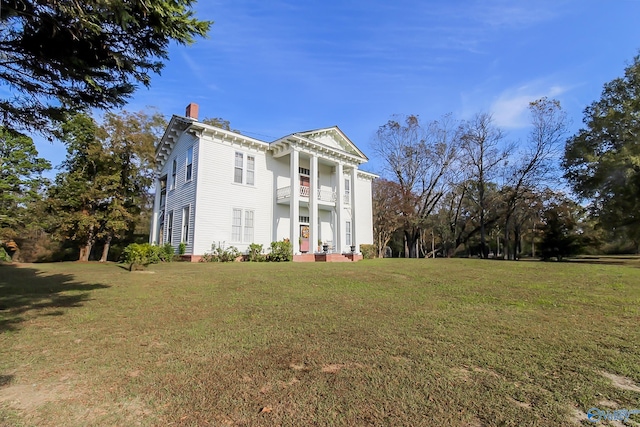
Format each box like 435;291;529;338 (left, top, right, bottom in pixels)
345;221;352;246
181;206;190;243
232;208;255;242
244;210;254;242
299;167;310;175
186;147;193;182
171;159;177;189
232;208;242;241
167;210;174;244
299;216;310;223
344;178;351;204
234;153;243;183
234;152;255;185
246;155;255;185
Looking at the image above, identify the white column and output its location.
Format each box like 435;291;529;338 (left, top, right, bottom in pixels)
335;162;344;253
290;149;300;254
310;155;318;253
351;166;358;252
149;178;161;244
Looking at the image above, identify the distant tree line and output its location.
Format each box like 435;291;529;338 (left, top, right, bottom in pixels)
373;54;640;260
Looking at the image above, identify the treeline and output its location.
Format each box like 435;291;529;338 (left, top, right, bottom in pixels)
373;55;640;259
0;110;164;262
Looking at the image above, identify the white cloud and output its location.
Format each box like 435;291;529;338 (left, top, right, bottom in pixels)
490;82;570;128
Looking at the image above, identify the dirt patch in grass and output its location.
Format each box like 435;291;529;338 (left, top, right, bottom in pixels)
599;371;640;392
0;382;73;411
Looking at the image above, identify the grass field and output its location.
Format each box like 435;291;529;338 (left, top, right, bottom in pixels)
1;258;640;426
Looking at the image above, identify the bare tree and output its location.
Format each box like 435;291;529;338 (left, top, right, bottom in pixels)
459;113;511;259
372;179;404;258
501;98;568;259
372;114;459;257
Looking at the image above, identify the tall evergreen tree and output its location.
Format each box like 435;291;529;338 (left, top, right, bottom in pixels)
1;0;210;133
563;54;640;253
0;127;50;244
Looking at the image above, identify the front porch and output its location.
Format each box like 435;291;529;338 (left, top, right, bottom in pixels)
293;253;364;262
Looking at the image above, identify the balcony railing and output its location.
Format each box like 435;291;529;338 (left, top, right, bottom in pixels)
277;186;337;203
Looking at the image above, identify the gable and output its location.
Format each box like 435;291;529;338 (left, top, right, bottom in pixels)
296;127;368;160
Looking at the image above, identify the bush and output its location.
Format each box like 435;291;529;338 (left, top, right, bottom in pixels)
178;242;186;255
201;243;240;262
269;239;293;262
247;243;266;262
0;246;11;262
360;244;376;259
161;243;175;262
121;243;164;269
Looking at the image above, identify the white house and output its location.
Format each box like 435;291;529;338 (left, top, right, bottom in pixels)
149;103;377;261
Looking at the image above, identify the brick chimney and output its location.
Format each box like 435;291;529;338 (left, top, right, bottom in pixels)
185;102;199;120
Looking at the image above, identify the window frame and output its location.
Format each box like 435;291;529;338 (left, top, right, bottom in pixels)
232;208;242;242
171;159;177;190
181;205;190;243
231;208;256;243
233;151;256;186
185;147;193;182
167;210;174;244
243;209;254;243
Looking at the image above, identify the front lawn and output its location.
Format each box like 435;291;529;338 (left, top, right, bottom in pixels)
1;258;639;426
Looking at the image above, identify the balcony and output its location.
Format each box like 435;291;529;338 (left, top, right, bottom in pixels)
276;185;337;206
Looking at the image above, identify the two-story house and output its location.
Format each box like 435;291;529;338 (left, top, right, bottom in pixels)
149;103;376;261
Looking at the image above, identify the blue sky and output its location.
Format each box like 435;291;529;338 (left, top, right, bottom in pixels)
35;0;640;176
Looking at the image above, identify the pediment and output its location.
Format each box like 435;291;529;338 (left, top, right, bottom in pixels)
296;127;367;160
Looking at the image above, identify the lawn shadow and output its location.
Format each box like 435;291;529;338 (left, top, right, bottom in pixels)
568;256;640;268
0;264;110;333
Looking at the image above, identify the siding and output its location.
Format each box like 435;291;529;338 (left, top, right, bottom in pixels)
161;132;199;254
193;135;272;255
355;175;374;246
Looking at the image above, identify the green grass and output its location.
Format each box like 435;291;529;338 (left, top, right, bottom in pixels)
1;258;640;426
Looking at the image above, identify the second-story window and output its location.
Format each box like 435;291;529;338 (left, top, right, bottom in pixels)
234;153;243;183
171;159;177;189
246;155;255;185
234;152;255;185
186;147;193;182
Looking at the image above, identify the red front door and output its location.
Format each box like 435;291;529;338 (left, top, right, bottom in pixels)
300;225;310;253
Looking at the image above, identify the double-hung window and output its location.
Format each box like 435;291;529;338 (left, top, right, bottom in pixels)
186;147;193;182
232;208;255;242
246;155;255;185
234;152;255;185
243;210;254;242
232;208;242;241
171;159;177;190
181;206;190;243
166;210;174;244
234;153;243;184
344;178;351;204
345;221;352;246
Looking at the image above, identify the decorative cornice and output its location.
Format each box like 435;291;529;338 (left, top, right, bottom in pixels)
270;134;367;166
357;170;378;180
155;119;371;171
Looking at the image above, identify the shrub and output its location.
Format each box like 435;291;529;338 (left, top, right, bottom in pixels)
0;246;11;262
178;242;186;255
360;244;376;259
201;243;240;262
161;243;175;262
269;239;293;262
121;243;164;269
248;243;265;262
